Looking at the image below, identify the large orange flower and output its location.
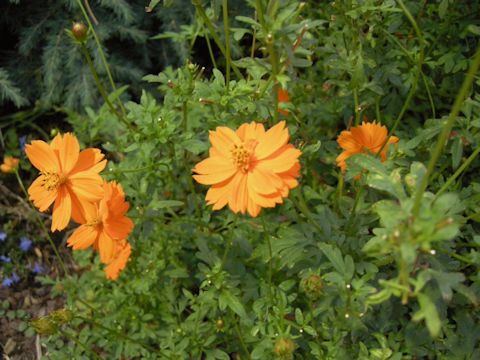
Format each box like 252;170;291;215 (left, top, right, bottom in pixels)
193;121;301;217
26;133;106;231
336;121;399;172
67;181;134;265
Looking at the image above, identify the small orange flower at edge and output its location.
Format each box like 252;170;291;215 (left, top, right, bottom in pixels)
277;88;290;116
67;181;134;280
25;133;106;231
1;156;20;173
336;121;399;172
193;121;301;217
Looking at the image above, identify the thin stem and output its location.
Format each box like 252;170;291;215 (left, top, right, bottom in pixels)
261;215;273;300
192;0;242;79
234;318;251;359
378;0;424;155
293;190;323;234
375;98;382;123
14;169;69;276
205;33;217;69
220;218;237;270
353;88;360;125
434;146;480;201
345;185;363;234
267;35;279;125
75;0;126;115
412;45;480;216
222;0;231;91
80;44;131;129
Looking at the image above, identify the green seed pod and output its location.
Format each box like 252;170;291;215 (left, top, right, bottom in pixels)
72;22;88;42
274;337;295;360
300;274;323;301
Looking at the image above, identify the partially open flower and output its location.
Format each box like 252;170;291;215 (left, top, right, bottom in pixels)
277;88;290;116
26;133;106;231
1;156;19;173
193;121;301;217
336;121;398;172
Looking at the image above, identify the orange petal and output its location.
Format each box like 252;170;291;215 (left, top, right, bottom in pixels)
105;243;131;280
59;133;80;174
255;121;289;160
25;141;59;173
51;187;72;231
227;172;247;213
69;171;104;201
98;231;115;264
193;168;237;185
28;175;57;211
193;156;235;175
247;167;283;195
70;148;106;175
104;216;134;240
67;225;98;250
257;145;301;173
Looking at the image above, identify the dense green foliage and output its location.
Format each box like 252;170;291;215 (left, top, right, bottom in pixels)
1;0;480;359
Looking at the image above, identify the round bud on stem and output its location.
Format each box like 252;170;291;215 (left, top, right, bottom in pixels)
72;22;88;42
300;274;323;301
274;337;295;360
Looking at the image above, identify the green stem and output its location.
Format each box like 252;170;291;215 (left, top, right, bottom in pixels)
434;146;480;200
261;215;274;300
234;318;251;359
353;88;361;125
220;218;237;270
412;45;480;216
14;169;69;276
205;33;217;69
375;98;382;123
378;0;424;155
75;0;126;115
80;44;131;129
345;185;363;234
192;0;242;79
267;34;279;125
293;190;323;234
222;0;231;91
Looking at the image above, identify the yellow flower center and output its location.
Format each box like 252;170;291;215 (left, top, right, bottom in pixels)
231;140;257;173
42;172;67;191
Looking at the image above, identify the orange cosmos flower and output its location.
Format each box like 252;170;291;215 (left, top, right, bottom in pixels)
277;88;290;116
67;181;134;265
26;133;107;231
104;241;131;280
336;121;399;172
1;156;19;173
193;121;301;217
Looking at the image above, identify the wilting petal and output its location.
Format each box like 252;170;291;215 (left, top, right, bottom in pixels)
25;141;59;173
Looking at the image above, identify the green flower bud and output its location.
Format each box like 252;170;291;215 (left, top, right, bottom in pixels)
300;274;323;301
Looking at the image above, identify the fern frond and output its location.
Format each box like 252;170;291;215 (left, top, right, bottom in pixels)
0;68;29;108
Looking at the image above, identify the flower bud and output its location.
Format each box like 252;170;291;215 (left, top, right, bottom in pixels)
30;317;57;336
72;22;88;42
50;309;73;325
215;319;224;331
274;337;295;360
300;274;323;300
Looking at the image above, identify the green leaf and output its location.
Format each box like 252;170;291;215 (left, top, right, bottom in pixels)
413;293;441;337
149;200;184;209
219;290;247;318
